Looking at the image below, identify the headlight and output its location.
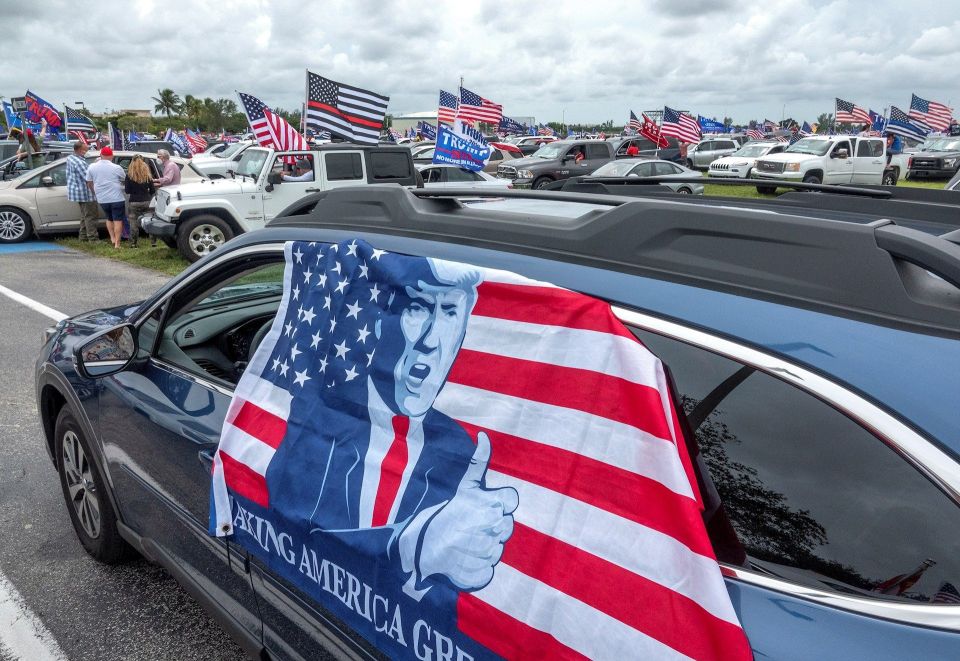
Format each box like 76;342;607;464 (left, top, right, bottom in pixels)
517;169;534;179
943;158;956;167
784;163;801;172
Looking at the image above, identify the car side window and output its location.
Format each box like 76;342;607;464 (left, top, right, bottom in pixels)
632;327;960;604
699;141;714;151
154;257;287;386
586;143;609;159
653;162;679;175
423;168;442;183
21;163;66;188
769;145;784;154
857;140;883;158
446;167;481;182
370;151;414;180
834;141;852;157
631;162;654;177
324;153;363;181
489;149;502;160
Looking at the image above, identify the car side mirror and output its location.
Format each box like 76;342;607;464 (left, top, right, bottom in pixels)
834;149;849;159
75;323;138;378
267;172;281;185
41;176;55;186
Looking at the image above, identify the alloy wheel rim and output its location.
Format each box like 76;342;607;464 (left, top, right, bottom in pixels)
188;224;225;257
0;210;27;241
62;430;101;539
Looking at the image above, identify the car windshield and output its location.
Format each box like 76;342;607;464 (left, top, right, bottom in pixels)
235;149;268;177
532;144;565;158
786;138;831;155
592;161;637;176
217;142;246;159
929;139;960;152
733;144;771;157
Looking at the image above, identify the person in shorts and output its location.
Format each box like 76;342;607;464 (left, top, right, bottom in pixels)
85;146;127;248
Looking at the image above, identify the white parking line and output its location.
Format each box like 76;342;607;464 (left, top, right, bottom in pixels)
0;285;67;322
0;572;67;661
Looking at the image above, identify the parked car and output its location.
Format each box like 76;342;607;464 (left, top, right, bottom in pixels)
486;142;522;173
687;137;741;169
0;139;22;161
410;142;437;165
0;144;79;180
948;169;960;191
36;184;960;660
141;144;419;262
907;137;960;180
752;135;898;192
708;141;788;179
417;163;512;189
589;158;704;193
610;135;684;163
0;151;203;243
128;140;183;157
496;139;615;189
506;134;559;155
190;140;256;178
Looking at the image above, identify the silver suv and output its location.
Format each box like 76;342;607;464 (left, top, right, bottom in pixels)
688;137;741;169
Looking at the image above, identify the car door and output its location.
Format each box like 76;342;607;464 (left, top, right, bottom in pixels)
852;138;886;184
97;252;289;652
263;153;321;222
825;140;854;184
320;150;367;191
25;162;80;230
629;325;960;660
694;141;714;168
585;143;612;170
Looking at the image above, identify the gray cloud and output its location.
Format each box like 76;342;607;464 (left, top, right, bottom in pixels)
1;0;957;125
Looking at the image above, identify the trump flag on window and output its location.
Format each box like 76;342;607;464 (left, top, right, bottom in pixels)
210;239;751;660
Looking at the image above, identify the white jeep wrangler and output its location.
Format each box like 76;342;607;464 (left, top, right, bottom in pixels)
142;144;418;261
752;135;900;193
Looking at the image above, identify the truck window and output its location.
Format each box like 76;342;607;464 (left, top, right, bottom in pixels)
324;153;363;181
586;143;609;159
369;151;413;180
833;141;852;157
857;140;883;158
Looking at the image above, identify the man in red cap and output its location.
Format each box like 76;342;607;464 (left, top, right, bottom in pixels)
85;146;127;248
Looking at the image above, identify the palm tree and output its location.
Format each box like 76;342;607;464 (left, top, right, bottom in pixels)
152;89;182;117
182;95;203;126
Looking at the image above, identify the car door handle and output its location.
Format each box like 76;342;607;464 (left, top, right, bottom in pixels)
198;447;216;473
305;187;321;192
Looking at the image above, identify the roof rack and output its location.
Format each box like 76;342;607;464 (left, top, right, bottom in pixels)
565;175;895;198
270;186;960;336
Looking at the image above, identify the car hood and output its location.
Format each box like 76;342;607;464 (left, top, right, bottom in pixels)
712;155;760;165
162;179;245;198
0;179;15;191
914;150;960;158
506;155;558;168
757;152;821;164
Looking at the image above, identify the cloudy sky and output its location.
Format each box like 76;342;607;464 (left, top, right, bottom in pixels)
3;0;958;125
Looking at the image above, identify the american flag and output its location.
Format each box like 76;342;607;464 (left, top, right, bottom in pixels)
746;128;765;140
537;124;555;136
627;110;643;133
438;89;458;126
238;91;308;153
763;119;778;130
886;106;929;142
184;128;208;154
661;106;701;143
69;130;88;146
64;105;96;131
932;581;960;604
211;238;751;661
909;93;953;132
458;87;502;125
306;70;389;145
835;98;871;125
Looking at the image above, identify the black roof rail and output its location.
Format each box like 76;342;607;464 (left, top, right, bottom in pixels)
565;175;895;198
270;186;960;336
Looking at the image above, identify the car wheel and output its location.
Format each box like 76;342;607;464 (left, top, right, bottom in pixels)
802;174;822;185
532;176;554;190
685;160;694;169
0;206;32;243
177;214;234;263
756;186;777;194
677;187;693;194
882;170;897;186
162;237;177;249
55;407;132;564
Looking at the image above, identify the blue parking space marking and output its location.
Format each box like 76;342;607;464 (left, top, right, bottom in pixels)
0;242;66;255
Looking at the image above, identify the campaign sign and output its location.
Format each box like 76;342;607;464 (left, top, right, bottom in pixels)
432;125;491;172
209;239;751;661
698;116;726;133
24;90;63;131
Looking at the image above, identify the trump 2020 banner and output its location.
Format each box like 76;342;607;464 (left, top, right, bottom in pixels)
210;239;751;660
432;124;491;172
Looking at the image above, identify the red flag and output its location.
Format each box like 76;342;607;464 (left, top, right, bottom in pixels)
639;113;669;148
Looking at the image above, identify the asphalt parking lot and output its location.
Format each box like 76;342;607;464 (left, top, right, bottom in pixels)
0;243;246;661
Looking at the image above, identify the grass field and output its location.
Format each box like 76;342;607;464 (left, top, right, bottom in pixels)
55;177;951;274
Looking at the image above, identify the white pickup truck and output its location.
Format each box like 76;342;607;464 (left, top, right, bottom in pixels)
751;135;901;193
142;144;419;261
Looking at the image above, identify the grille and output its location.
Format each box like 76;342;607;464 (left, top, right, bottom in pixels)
497;165;518;180
911;158;940;168
712;162;730;171
194;358;228;379
756;160;784;174
183;328;195;339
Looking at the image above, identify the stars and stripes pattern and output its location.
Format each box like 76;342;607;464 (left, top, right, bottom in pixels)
184;128;208;154
457;87;502;125
69;130;88;146
660;106;701;143
238;91;309;154
932;581;960;604
746;128;765;140
64;105;96;131
211;238;751;661
908;93;953;132
886;106;929;142
438;89;459;126
627;110;643;133
835;98;871;125
306;70;389;145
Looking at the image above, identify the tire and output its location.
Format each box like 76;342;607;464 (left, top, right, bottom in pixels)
676;187;693;194
756;185;776;194
0;206;32;243
55;407;132;564
802;174;822;185
161;237;177;249
177;214;234;263
685;160;694;169
882;170;897;186
532;176;554;190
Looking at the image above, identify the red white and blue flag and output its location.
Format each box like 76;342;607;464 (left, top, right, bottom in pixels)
457;87;502;125
238;91;308;153
184;128;208;154
661;106;701;143
908;93;953;132
438;89;459;126
306;70;389;145
210;239;750;660
835;98;871;125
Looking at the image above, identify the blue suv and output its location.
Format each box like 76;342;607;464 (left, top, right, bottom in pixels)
36;184;960;659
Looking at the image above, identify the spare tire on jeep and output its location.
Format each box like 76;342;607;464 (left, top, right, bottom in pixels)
177;214;234;263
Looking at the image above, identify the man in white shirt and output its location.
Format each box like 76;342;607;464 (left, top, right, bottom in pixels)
281;158;315;182
85;146;127;248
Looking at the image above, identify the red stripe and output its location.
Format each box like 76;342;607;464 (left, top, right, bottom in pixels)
219;451;269;508
457;593;588;661
449;349;673;441
502;524;752;661
228;400;287;449
371;416;409;527
473;282;636;339
307;101;381;129
457;422;713;558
